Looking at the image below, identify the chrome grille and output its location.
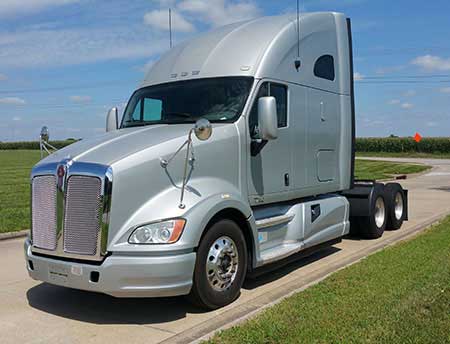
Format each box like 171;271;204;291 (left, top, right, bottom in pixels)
63;176;102;255
32;176;57;250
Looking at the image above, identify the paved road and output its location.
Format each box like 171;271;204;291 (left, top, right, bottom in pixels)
2;158;450;344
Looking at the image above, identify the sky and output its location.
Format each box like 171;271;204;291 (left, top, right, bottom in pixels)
0;0;450;141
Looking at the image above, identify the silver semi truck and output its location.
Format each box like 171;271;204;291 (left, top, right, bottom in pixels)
25;12;408;309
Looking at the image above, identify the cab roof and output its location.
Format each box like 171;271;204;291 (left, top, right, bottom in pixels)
141;12;350;95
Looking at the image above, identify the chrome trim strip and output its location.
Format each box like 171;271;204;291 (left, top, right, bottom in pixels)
255;214;295;230
30;161;113;262
260;242;303;265
100;167;113;256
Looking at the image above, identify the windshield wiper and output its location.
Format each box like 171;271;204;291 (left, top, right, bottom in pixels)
164;112;195;119
123;121;150;128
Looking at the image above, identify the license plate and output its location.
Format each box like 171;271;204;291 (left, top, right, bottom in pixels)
48;264;69;284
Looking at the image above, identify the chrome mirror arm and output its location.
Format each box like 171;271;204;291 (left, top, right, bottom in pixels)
160;128;195;209
159;118;211;209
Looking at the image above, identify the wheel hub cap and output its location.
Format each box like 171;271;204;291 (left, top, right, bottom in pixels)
206;236;239;292
375;196;386;228
394;192;403;220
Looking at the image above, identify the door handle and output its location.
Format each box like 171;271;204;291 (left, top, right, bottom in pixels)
320;101;326;122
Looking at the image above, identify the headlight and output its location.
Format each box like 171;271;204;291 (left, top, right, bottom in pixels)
128;219;186;244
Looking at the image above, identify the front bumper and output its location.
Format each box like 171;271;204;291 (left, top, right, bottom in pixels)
24;239;196;298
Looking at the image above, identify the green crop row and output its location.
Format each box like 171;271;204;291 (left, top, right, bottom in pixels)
0;139;77;150
355;137;450;153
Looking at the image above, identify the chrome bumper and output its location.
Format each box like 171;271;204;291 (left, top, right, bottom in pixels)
24;239;196;298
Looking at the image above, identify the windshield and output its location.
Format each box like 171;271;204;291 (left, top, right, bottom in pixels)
121;77;254;128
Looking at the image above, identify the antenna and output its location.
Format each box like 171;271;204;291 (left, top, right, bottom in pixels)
295;0;301;71
169;8;173;48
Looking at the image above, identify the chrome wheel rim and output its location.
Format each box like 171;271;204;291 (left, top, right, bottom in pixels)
374;196;386;228
206;236;239;292
394;192;404;220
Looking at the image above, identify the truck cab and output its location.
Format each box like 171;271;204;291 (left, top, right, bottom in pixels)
25;12;407;309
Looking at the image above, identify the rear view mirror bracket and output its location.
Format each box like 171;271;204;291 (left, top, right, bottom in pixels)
251;139;268;156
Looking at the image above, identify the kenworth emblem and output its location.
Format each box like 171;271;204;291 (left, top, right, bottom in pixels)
56;159;72;190
57;164;65;189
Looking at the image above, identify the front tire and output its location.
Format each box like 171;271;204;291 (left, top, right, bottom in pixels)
188;219;247;310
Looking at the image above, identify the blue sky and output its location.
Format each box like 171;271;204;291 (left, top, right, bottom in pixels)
1;0;450;141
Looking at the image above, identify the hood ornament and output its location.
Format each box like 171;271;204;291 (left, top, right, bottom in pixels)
160;118;212;209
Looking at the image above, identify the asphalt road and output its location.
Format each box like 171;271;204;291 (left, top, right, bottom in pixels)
1;158;450;344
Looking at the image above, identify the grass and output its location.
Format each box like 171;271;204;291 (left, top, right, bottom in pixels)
207;216;450;344
0;151;431;233
354;159;430;180
357;151;450;159
0;150;40;233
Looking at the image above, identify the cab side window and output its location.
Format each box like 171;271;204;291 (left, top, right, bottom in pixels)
314;55;335;81
249;82;287;137
270;84;287;128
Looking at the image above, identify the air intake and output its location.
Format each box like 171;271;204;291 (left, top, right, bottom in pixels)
32;176;57;250
63;176;102;255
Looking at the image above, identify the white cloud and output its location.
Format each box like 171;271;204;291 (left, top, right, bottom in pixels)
0;73;7;81
388;99;401;105
354;72;364;81
70;95;92;103
12;116;22;121
0;97;26;105
0;0;80;18
402;90;416;97
178;0;261;27
401;103;414;109
144;9;195;32
411;55;450;71
426;121;437;127
439;87;450;94
0;27;168;68
376;65;406;75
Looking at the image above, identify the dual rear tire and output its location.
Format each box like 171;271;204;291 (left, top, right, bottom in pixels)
355;183;406;239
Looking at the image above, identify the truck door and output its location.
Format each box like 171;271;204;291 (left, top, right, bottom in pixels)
247;81;291;204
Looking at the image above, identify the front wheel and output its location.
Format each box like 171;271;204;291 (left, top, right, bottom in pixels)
188;219;247;310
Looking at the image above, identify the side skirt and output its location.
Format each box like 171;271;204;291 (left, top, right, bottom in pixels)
247;237;342;279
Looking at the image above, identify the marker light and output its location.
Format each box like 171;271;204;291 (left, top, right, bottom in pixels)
128;219;186;244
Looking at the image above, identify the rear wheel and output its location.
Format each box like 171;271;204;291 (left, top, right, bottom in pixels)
188;219;247;310
384;183;406;230
359;185;387;239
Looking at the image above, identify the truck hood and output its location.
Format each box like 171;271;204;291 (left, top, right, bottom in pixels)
37;124;196;166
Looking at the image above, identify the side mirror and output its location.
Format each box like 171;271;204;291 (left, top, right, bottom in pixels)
106;107;118;132
258;96;278;140
40;126;49;143
39;126;58;158
194;118;212;141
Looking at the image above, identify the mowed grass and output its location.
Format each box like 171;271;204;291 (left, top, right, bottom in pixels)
355;159;430;180
0;150;431;233
207;217;450;344
0;150;40;233
357;151;450;159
